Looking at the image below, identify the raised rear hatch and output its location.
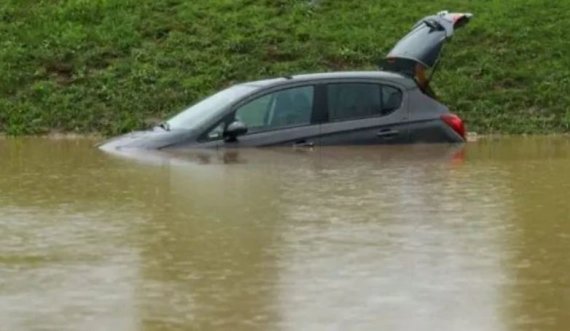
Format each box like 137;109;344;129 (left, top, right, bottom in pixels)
381;11;473;78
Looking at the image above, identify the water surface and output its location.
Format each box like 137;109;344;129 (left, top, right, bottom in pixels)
0;137;568;331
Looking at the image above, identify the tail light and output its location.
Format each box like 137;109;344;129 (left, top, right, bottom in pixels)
441;113;466;140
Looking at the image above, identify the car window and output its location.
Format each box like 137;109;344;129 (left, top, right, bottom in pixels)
235;86;314;133
235;94;273;128
206;122;226;140
382;85;403;112
167;85;257;131
327;83;402;121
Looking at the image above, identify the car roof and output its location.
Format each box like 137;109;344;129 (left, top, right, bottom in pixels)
241;71;416;89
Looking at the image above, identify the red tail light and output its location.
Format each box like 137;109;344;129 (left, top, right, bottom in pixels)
441;113;466;140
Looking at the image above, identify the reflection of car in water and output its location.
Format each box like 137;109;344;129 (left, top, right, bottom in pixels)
99;11;473;152
100;141;466;169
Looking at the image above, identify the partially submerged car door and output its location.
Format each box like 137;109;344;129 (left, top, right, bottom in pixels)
318;80;410;145
208;84;322;148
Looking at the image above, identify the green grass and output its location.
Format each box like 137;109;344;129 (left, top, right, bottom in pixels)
1;0;570;135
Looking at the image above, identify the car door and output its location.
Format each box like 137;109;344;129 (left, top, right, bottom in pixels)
318;81;410;145
203;84;322;148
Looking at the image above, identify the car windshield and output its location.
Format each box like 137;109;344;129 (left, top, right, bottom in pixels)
167;85;257;130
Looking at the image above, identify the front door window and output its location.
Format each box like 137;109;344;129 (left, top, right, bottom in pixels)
235;86;314;133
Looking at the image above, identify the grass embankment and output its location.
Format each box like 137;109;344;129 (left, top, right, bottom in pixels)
1;0;569;136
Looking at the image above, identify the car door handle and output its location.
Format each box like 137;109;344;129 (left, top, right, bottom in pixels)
293;140;315;148
376;129;399;138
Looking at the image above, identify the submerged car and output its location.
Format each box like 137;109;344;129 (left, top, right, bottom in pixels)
100;11;473;151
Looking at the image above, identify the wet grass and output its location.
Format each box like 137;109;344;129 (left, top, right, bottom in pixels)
1;0;569;135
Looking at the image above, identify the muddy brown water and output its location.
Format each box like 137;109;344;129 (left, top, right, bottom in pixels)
0;137;568;331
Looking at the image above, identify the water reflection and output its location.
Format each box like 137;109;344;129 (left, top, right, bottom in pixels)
270;147;512;331
135;157;285;330
477;137;570;331
0;137;568;331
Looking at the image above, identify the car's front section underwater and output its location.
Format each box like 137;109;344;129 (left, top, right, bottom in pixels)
99;10;473;152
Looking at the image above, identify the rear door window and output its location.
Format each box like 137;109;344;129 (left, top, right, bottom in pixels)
326;83;402;121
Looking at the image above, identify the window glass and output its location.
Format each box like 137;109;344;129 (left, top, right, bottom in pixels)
235;94;273;128
167;85;257;130
235;86;314;132
382;85;403;112
206;122;225;140
327;83;402;121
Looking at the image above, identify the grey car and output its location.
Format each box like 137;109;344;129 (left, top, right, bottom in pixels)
100;11;472;151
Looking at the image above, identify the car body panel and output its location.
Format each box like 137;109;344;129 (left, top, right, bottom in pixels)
318;117;411;145
223;124;322;148
99;129;193;151
406;89;463;143
407;120;464;143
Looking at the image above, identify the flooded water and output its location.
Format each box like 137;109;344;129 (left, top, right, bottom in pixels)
0;137;568;331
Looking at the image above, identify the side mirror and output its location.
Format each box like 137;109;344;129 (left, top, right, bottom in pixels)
224;121;248;142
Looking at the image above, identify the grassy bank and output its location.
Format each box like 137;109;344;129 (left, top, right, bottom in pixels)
1;0;569;136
